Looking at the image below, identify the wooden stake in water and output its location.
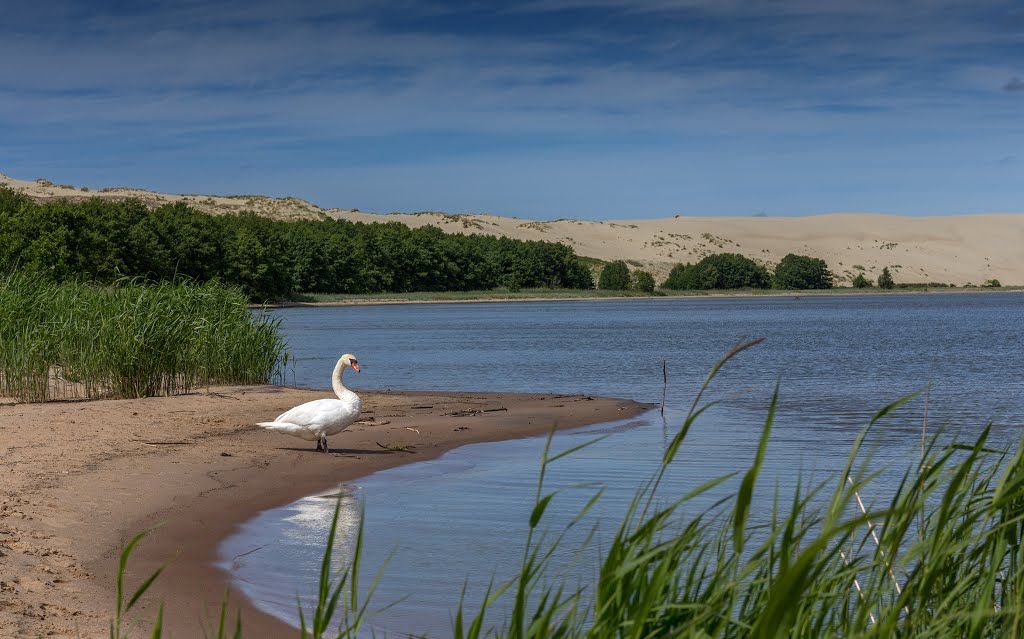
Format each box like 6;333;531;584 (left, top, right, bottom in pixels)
660;358;668;415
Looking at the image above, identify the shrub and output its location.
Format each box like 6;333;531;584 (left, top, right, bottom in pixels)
878;267;895;289
598;260;631;290
772;254;833;289
851;273;872;288
633;270;655;293
983;279;1002;288
662;253;770;290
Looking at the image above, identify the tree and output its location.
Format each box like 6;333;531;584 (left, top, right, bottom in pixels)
0;186;597;300
661;263;691;289
661;254;770;290
851;273;872;288
983;279;1001;288
633;270;655;293
598;260;631;290
773;254;833;289
877;267;895;289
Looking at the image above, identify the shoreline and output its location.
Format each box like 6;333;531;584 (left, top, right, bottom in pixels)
261;286;1023;309
0;385;653;638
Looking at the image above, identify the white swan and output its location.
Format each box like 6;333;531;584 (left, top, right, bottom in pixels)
257;354;361;453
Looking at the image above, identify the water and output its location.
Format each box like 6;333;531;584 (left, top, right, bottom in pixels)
222;293;1024;635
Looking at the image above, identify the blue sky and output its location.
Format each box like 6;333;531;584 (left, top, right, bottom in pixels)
2;0;1022;218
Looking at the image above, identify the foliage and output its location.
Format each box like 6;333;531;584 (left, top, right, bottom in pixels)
598;260;631;290
0;188;594;301
772;253;833;289
662;253;770;290
120;342;1024;637
896;282;954;289
0;272;286;402
851;273;872;288
983;279;1002;288
878;267;895;289
632;270;655;293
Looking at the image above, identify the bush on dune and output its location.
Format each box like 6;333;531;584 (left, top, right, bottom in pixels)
662;253;771;290
772;253;833;289
598;260;631;290
632;270;655;293
878;267;895;289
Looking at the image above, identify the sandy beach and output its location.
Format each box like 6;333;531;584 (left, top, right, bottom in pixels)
268;285;1023;309
0;386;652;638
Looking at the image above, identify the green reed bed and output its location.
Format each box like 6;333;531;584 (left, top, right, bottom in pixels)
0;273;286;402
119;342;1024;638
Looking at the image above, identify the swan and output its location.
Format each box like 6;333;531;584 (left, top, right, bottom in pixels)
257;354;361;453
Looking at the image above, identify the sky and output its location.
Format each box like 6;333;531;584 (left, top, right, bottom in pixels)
1;0;1022;218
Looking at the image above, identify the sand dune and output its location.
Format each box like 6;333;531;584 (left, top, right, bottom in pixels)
4;171;1022;285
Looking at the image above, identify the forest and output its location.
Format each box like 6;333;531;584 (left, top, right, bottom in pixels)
0;188;594;301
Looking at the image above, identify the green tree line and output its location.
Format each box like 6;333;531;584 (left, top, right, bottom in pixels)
0;188;594;301
658;252;833;290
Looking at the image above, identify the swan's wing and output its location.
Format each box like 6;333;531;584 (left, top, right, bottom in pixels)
273;398;344;427
322;399;362;435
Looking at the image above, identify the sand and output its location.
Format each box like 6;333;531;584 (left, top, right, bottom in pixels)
4;171;1022;286
0;385;651;638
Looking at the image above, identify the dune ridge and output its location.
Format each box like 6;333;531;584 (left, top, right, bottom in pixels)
3;171;1022;285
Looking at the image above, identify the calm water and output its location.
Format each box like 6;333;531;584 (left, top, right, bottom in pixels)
222;293;1024;636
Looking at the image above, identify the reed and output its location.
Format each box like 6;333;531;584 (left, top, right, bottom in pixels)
116;344;1024;637
0;272;287;402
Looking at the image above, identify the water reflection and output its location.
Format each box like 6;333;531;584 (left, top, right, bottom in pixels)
219;488;362;624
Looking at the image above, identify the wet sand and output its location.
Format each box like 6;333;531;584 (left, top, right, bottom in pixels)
0;385;651;638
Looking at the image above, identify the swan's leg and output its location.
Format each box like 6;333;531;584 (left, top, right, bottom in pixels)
320;434;329;454
315;437;323;452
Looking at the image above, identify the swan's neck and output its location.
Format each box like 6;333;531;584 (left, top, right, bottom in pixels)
331;360;352;399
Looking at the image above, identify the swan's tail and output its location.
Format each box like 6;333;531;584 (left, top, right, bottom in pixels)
257;421;308;436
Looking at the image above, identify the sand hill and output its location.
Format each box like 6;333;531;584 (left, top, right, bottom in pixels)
3;171;1022;286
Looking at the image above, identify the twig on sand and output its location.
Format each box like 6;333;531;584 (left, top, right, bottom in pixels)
378;442;413;452
231;545;267;568
444;407;507;417
204;391;240;400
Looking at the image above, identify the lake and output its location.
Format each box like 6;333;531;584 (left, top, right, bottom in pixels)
221;293;1024;636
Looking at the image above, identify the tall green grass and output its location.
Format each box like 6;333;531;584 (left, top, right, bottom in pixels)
118;343;1024;637
0;272;287;402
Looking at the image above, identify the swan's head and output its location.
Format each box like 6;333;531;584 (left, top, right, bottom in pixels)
341;353;360;373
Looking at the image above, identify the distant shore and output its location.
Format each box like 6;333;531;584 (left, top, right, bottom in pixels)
260;286;1023;308
6;171;1024;288
0;385;652;638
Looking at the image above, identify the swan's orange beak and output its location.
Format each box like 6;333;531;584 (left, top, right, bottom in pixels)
351;363;361;373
